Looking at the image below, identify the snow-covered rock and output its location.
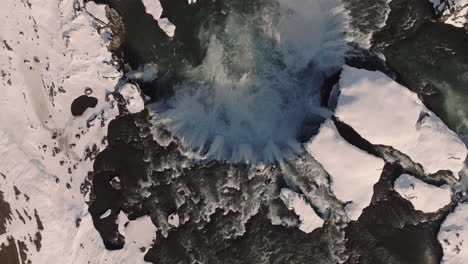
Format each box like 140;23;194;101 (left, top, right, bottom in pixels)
118;83;145;114
336;66;467;177
429;0;468;28
438;203;468;263
140;0;176;37
280;188;324;233
305;119;384;220
394;174;451;212
168;213;180;227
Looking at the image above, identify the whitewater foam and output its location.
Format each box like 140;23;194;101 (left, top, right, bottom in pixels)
149;0;348;163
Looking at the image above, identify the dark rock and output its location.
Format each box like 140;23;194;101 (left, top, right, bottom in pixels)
70;95;98;116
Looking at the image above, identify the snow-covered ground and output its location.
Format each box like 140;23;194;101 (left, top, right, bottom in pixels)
0;0;149;263
336;66;467;177
279;188;324;232
305;119;384;220
429;0;468;28
438;203;468;263
394;174;451;212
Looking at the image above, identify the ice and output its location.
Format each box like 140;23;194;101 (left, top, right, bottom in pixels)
394;174;451;212
100;209;112;219
168;213;180;227
305;119;384;220
280;188;324;233
438;203;468;263
140;0;176;37
116;212;157;260
336;66;467;176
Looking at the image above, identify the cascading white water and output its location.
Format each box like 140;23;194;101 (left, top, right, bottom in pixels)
150;0;348;163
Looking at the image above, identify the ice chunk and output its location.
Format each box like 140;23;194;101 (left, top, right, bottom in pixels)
280;188;324;233
336;66;467;176
140;0;176;37
100;209;112;219
305;119;384;220
394;174;451;213
438;203;468;263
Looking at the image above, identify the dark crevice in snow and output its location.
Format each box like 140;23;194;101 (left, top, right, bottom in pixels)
332;117;457;187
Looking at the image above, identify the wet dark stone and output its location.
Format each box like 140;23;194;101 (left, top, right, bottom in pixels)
320;70;341;108
70;95;98;116
145;208;334;264
89;109;340;262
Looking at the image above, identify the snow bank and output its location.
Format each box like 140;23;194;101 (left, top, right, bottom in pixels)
305;119;384;220
279;188;324;233
438;203;468;263
394;174;451;212
140;0;176;37
336;66;467;176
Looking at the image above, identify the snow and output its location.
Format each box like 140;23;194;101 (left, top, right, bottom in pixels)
118;83;145;114
394;174;451;212
0;0;150;263
428;0;468;28
438;203;468;263
116;212;157;261
85;1;109;24
140;0;176;37
279;188;324;233
336;66;467;176
168;213;180;227
305;119;384;220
